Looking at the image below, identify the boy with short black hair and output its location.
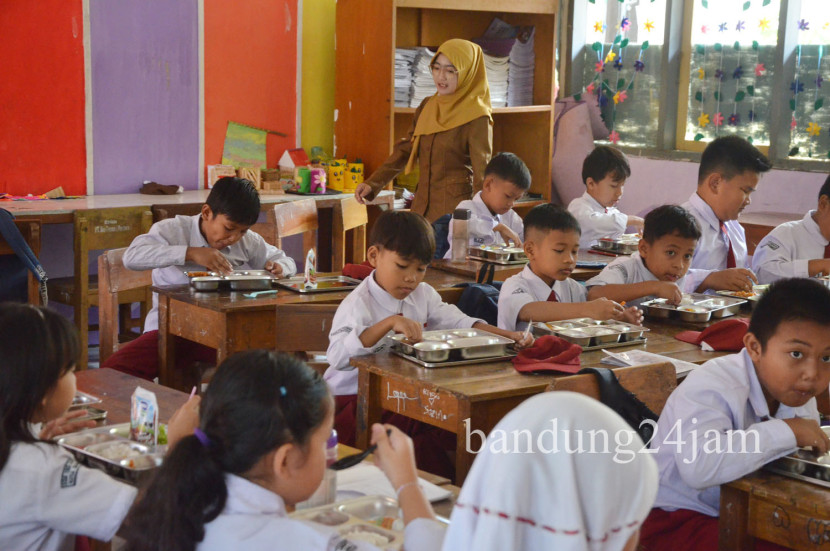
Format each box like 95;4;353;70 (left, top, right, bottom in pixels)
497;203;642;332
641;278;830;551
568;145;644;249
102;176;297;380
683;136;771;291
444;152;530;259
752;174;830;283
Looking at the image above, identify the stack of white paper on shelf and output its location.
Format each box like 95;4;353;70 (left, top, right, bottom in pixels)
600;349;698;377
409;47;437;107
484;53;509;107
394;48;418;107
507;27;535;107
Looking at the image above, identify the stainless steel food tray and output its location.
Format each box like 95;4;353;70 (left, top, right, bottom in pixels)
291;496;404;550
187;270;277;291
468;245;527;264
640;293;746;322
57;423;165;484
392;351;517;368
531;318;649;348
595;237;639;255
70;390;102;409
765;430;830;489
273;275;361;293
386;328;515;366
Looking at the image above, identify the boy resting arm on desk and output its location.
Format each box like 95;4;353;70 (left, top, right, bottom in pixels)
497;203;642;333
444;152;529;259
639;278;830;551
567;145;644;250
103;177;297;381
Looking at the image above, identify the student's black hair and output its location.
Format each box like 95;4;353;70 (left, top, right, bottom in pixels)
523;203;581;237
749;278;830;350
698;136;772;184
642;205;702;243
0;303;80;470
205;176;261;226
485;152;532;191
582;145;631;185
370;210;435;264
123;350;331;551
818;174;830;201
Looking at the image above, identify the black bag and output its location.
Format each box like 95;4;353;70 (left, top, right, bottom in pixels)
454;262;501;326
578;367;659;446
0;209;48;304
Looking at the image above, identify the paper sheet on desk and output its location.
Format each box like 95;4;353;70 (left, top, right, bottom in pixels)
336;463;452;503
601;349;697;377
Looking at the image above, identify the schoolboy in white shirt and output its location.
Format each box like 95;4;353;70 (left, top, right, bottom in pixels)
498;203;642;333
568;145;644;249
752;175;830;284
102;177;297;381
444;152;529;259
682;136;770;291
640;278;830;551
325;211;532;459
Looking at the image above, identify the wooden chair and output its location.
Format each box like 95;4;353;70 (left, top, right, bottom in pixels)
47;207;153;368
0;220;42;304
97;248;153;363
546;362;677;415
151;203;202;222
275;303;339;376
332;197;368;271
268;199;318;256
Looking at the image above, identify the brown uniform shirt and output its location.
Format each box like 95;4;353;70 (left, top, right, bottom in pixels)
364;99;493;223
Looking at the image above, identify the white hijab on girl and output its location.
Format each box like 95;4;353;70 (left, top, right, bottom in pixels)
442;391;658;551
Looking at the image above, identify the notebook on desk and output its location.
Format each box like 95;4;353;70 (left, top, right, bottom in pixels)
601;349;698;377
336;463;452;503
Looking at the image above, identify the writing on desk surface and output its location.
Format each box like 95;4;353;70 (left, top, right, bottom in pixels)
386;382;417;412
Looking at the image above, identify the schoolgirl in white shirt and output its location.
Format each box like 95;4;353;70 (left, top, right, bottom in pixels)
567;145;643;249
752;176;830;283
0;304;138;551
123;350;447;551
444;152;529;259
442;391;658;551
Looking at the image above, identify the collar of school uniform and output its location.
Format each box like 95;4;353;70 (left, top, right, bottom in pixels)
189;214;211;248
581;191;608;213
630;252;659;282
520;264;558;299
742;348;773;420
367;272;415;313
803;210;829;246
223;474;288;517
472;191;500;222
687;192;721;232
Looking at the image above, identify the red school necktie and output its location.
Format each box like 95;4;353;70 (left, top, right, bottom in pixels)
547;289;558;302
721;222;736;269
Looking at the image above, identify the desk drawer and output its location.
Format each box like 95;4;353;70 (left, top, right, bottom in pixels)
749;497;830;549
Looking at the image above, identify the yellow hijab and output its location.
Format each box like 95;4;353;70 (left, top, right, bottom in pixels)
405;39;493;174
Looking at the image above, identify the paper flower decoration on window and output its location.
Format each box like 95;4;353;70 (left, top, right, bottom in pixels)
748;110;756;122
759;18;770;30
713;113;725;127
613;59;624;70
697;68;705;80
733;66;744;80
621;18;631;31
754;63;765;77
613;91;628;104
586;82;596;94
605;51;617;63
718;22;728;32
791;81;804;94
798;19;810;31
701;25;709;34
644;20;654;32
817;75;824;88
595;62;605;73
728;113;740;126
807;122;821;136
634;60;645;72
594;21;604;33
698;113;710;128
715;69;725;81
735;20;745;32
608;130;620;144
598;93;609;108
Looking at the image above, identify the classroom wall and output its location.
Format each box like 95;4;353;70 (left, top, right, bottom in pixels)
0;0;87;196
300;0;336;154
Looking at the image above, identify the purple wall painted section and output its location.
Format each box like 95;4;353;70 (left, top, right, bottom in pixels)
90;0;199;195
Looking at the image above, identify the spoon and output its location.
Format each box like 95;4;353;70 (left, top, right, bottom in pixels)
243;289;279;298
328;429;391;471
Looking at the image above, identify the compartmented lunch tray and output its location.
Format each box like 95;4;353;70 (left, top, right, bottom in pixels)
467;244;527;265
640;293;746;322
765;428;830;489
291;496;404;550
530;318;649;350
386;328;515;367
186;270;277;291
273;275;362;293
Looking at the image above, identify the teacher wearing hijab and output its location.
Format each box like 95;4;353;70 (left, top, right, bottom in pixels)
355;38;493;224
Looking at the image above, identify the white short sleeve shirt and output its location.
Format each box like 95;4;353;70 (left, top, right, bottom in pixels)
682;192;748;271
497;265;587;331
445;192;525;259
751;211;828;284
567;191;628;249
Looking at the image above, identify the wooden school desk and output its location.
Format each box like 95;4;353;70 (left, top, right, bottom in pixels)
430;249;610;283
719;471;830;551
354;319;731;484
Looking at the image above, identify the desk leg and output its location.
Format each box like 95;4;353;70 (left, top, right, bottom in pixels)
455;400;484;486
356;369;383;450
719;484;755;551
157;295;176;388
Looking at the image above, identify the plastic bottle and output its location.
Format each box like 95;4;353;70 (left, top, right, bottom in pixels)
451;208;471;262
296;429;338;509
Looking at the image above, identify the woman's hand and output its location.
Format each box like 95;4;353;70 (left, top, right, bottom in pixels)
354;183;373;205
39;409;97;440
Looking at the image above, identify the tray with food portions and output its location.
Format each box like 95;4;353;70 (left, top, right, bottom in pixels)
467;244;527;265
530;318;649;350
592;234;641;255
273;275;362;293
640;293;746;322
185;270;278;291
386;328;516;368
765;427;830;489
292;496;404;549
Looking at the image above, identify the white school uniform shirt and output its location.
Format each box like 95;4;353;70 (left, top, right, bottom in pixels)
683;192;748;271
199;474;446;551
751;210;829;284
444;192;524;259
0;441;137;551
584;252;694;302
567;191;628;249
442;392;658;551
123;214;297;332
324;272;483;396
652;349;816;517
497;264;587;332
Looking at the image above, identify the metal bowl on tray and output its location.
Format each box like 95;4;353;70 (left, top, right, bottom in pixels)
556;329;593;346
411;342;451;362
578;326;620;344
675;305;713;322
445;336;510;359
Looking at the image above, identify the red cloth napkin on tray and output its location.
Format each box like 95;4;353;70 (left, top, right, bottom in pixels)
512;335;583;374
342;261;373;280
675;318;749;352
